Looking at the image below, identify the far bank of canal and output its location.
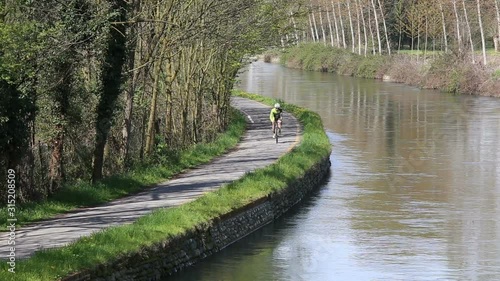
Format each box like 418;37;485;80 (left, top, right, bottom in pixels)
165;61;500;281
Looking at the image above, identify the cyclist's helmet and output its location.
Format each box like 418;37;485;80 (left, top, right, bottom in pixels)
274;103;281;109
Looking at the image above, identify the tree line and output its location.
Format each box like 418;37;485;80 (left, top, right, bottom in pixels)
284;0;500;65
8;0;495;204
0;0;300;203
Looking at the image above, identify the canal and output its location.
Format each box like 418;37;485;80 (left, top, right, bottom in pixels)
165;61;500;280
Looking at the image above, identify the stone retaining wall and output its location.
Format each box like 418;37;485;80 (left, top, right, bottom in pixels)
63;156;331;281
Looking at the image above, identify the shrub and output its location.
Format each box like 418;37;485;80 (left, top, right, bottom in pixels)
384;55;426;86
424;53;485;95
356;55;389;79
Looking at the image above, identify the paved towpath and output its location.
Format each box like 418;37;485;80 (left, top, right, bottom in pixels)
1;97;300;259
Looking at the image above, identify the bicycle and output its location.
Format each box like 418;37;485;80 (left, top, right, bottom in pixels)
272;119;282;143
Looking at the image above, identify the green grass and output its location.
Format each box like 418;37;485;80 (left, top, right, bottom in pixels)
0;91;331;281
0;108;247;228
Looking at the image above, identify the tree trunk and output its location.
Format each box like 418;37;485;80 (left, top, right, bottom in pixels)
370;0;382;54
452;0;462;53
494;0;500;52
377;0;391;55
312;10;320;42
338;1;347;48
121;0;141;169
319;8;327;45
326;7;335;47
49;126;64;193
439;1;448;52
49;61;72;193
462;0;475;64
145;61;160;155
476;0;487;65
308;12;316;42
424;15;428;57
290;11;300;43
358;0;368;56
347;0;355;52
92;0;128;183
367;2;376;54
164;57;179;147
331;1;341;47
354;0;362;55
121;76;135;168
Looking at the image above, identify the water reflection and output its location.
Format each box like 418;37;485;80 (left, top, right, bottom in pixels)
165;61;500;280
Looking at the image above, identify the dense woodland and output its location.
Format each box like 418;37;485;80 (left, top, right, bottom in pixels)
0;0;300;203
2;0;500;204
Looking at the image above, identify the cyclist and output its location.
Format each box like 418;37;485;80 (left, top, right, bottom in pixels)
269;103;283;138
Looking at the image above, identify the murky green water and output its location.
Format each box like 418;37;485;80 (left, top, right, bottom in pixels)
164;61;500;281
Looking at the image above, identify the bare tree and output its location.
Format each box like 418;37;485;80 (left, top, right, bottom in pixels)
476;0;487;65
319;8;327;45
290;11;300;43
331;0;341;47
377;0;391;55
355;0;362;54
394;0;404;51
337;1;347;48
452;0;462;52
367;1;376;54
312;8;320;41
494;0;500;51
438;0;448;52
326;4;335;46
347;0;356;52
356;0;368;55
370;0;382;54
462;0;475;63
308;12;317;42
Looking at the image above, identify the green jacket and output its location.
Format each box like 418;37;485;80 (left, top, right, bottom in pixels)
269;108;282;122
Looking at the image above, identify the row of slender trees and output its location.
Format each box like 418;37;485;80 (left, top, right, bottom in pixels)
0;0;300;202
288;0;500;65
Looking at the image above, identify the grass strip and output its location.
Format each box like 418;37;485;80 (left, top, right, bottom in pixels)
0;91;331;280
0;108;247;228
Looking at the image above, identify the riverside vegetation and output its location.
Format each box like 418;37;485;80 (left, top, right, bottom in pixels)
0;91;331;281
4;0;500;213
0;108;246;227
0;0;304;206
278;43;500;97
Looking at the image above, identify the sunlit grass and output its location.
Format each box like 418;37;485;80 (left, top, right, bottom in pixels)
0;91;331;281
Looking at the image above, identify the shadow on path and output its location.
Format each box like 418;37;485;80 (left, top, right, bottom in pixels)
1;97;301;259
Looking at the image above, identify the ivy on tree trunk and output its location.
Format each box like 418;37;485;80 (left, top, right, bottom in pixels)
92;0;128;183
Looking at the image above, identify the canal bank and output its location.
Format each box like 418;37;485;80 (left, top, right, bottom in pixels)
65;157;330;281
275;43;500;97
60;93;331;281
0;93;331;281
